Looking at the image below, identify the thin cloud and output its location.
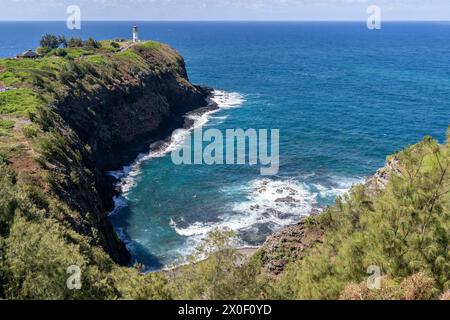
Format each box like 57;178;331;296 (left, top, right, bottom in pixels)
1;0;449;20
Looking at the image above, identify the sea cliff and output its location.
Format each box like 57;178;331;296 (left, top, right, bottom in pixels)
0;39;210;297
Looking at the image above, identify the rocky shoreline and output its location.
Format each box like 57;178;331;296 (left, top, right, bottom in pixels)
105;89;217;208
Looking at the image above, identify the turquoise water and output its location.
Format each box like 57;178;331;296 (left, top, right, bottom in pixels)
1;22;450;270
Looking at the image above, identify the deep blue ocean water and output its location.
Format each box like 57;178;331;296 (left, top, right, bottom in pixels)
1;22;450;270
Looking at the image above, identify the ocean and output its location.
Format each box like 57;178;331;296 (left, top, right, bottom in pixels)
1;21;450;270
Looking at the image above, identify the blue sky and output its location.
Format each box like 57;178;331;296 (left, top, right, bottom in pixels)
1;0;450;21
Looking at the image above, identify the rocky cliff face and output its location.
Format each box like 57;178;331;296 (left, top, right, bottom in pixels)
45;43;210;265
58;44;210;170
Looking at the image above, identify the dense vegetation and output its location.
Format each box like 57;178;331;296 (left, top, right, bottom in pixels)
0;35;448;300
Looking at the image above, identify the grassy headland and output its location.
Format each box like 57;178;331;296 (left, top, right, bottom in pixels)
0;36;208;299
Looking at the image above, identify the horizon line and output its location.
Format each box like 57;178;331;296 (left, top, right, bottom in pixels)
1;19;450;23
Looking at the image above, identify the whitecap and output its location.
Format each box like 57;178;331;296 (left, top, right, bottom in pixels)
314;176;364;199
207;115;229;126
210;90;246;109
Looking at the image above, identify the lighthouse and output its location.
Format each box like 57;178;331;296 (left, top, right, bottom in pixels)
132;24;139;43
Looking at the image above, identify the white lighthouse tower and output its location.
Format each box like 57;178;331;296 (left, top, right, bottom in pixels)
132;24;139;43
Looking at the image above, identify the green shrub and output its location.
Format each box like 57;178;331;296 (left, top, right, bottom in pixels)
0;119;15;130
0;163;17;237
54;48;67;57
0;119;15;136
40;34;59;49
84;38;100;49
0;89;43;116
36;47;50;56
22;124;39;139
68;37;84;48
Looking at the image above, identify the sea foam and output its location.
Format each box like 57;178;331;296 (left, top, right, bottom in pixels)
170;175;363;259
172;178;317;237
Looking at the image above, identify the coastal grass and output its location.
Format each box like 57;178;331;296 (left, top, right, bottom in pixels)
0;40;164;121
0;141;27;159
99;40;122;53
0;57;63;87
0;119;15;130
0;119;15;137
0;89;44;116
139;41;162;50
44;47;96;59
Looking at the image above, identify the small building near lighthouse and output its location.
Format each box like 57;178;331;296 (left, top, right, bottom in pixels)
132;24;139;43
16;49;40;59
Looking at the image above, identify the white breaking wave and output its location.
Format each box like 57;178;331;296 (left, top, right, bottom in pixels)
171;175;364;256
207;115;229;126
210;91;246;109
185;90;245;128
108;90;245;208
314;176;364;199
171;178;317;241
